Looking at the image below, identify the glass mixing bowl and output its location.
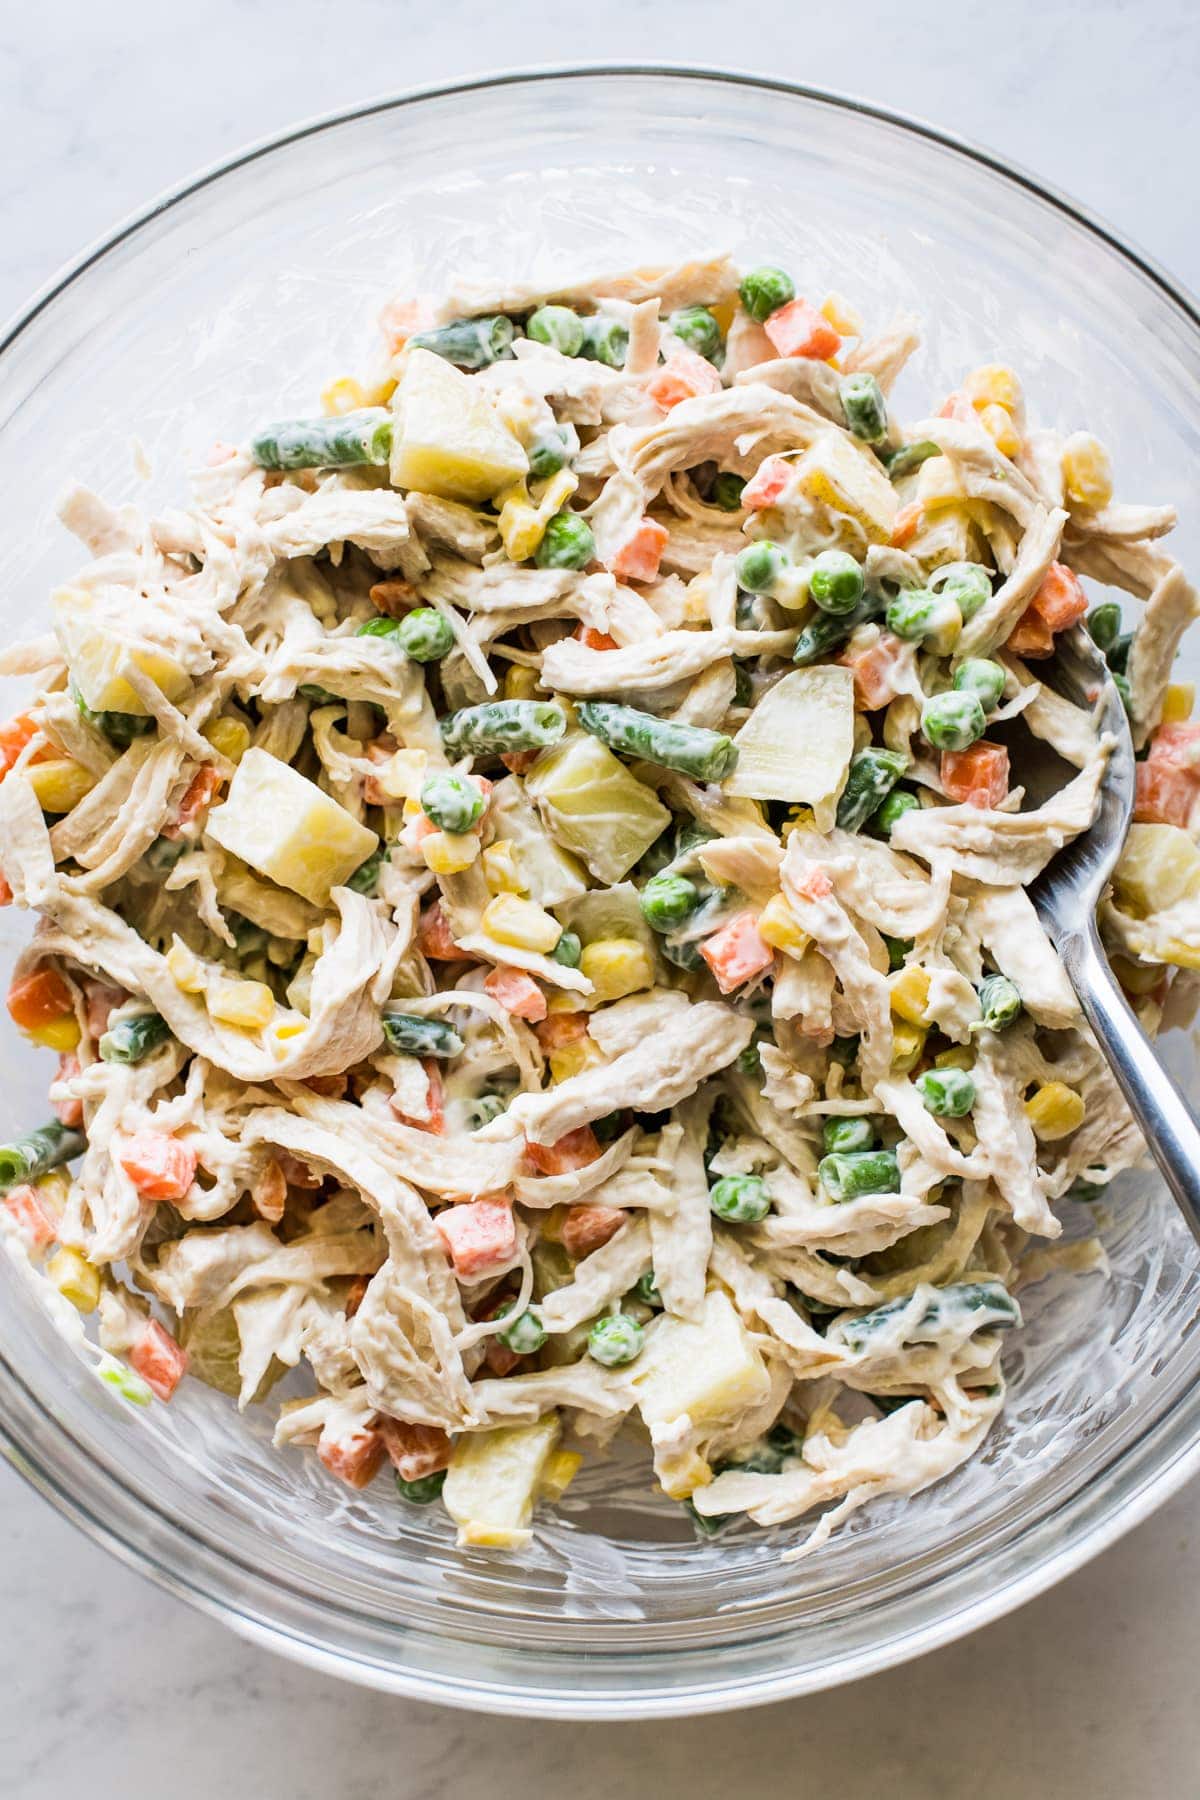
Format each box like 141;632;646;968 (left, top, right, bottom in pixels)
2;66;1199;1718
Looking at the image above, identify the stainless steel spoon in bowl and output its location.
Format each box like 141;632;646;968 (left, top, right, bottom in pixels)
1030;625;1200;1244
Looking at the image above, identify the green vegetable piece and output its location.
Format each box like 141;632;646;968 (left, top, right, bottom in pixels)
577;700;738;782
662;938;704;972
818;1149;901;1201
587;1313;645;1366
420;771;486;834
551;929;582;968
346;847;388;895
885;439;939;479
840;372;888;443
712;472;746;512
953;657;1006;713
916;1067;976;1117
527;422;579;483
871;788;921;836
1087;602;1122;653
836;1279;1019;1354
527;305;585;357
708;1174;771;1224
836;747;908;832
250;409;393;470
976;973;1022;1031
1113;671;1132;713
396;1469;447;1504
735;1041;762;1075
735;540;789;595
829;1033;860;1067
935;561;993;622
809;549;865;616
887;587;959;643
96;1355;153;1407
73;687;155;748
881;933;913;972
822;1116;877;1154
468;1093;508;1129
1108;632;1133;675
683;1496;730;1537
298;683;340;703
409;314;516;369
440;700;566;757
632;1269;662;1308
792;589;884;665
496;1301;548;1356
98;1012;170;1065
398;608;455;663
640;872;701;932
921;690;986;751
0;1120;85;1191
381;1013;464;1059
732;660;753;706
534;511;596;570
1068;1177;1108;1203
579;316;629;368
669;306;723;362
739;265;795;323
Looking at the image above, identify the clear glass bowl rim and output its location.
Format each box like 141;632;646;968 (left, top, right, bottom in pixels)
2;62;1199;1719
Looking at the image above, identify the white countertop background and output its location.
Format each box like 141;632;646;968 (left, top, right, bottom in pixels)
3;3;1200;1793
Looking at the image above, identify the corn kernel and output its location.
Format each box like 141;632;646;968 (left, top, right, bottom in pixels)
1024;1081;1086;1141
535;468;579;514
27;757;97;815
166;939;206;993
482;840;526;895
503;663;541;703
539;1448;583;1501
376;748;427;803
578;937;654;1004
481;894;563;954
360;374;398;407
1061;432;1114;511
964;363;1023;416
422;829;482;875
780;805;818;840
202;716;251;765
889;964;932;1025
46;1246;101;1313
978;403;1021;458
820;291;864;337
549;1039;606;1083
659;1450;713;1501
34;1170;71;1221
321;376;368;416
890;1020;927;1073
208;978;275;1030
934;1045;975;1070
499;498;546;563
1163;683;1195;724
757;893;810;958
24;1015;82;1052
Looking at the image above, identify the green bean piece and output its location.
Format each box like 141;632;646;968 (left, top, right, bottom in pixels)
587;1314;645;1366
98;1012;170;1066
953;657;1006;713
1107;632;1133;675
409;315;516;370
976;973;1022;1031
735;1040;763;1075
527;423;579;483
440;700;566;757
381;1013;464;1059
881;933;913;972
346;847;388;895
829;1034;860;1067
884;439;939;479
396;1469;447;1505
250;409;393;470
527;305;585;357
934;561;993;622
669;306;723;362
496;1301;548;1356
840;372;888;444
534;511;596;570
818;1149;901;1201
1087;602;1122;653
632;1269;662;1308
662;938;705;972
712;472;746;512
921;690;986;752
1113;671;1133;713
420;772;487;834
708;1174;771;1224
887;588;960;644
809;549;866;616
836;1279;1019;1354
732;660;753;706
298;683;340;703
739;265;795;323
735;540;789;595
871;788;921;836
551;929;582;968
792;588;884;665
73;687;155;748
577;700;738;782
683;1496;731;1537
579;316;629;368
468;1093;508;1129
735;589;770;632
0;1120;85;1191
836;747;909;832
917;1067;976;1117
640;872;701;932
822;1115;877;1154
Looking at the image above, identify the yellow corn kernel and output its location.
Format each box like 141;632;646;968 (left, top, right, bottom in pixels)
208;978;276;1030
1024;1080;1086;1142
889;964;932;1026
46;1246;101;1313
820;291;864;337
578;937;655;1004
890;1020;927;1073
34;1170;71;1222
977;403;1021;458
482;840;526;895
503;663;541;703
201;716;251;765
27;757;98;815
481;893;563;954
1061;431;1114;511
1163;682;1195;724
166;938;206;993
963;363;1023;416
422;829;482;875
498;498;546;563
549;1039;606;1083
539;1448;583;1502
360;374;398;408
709;298;736;336
757;893;810;958
658;1450;713;1502
780;805;818;840
934;1045;975;1070
24;1013;82;1052
321;376;368;416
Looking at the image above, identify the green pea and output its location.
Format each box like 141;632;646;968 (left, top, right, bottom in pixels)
669;306;723;362
822;1116;877;1154
712;472;746;512
809;549;866;616
496;1301;548;1356
953;658;1006;713
935;562;993;622
840;372;888;444
396;1469;447;1504
884;439;939;479
871;788;920;836
921;690;986;751
881;933;913;972
551;929;582;968
527;423;579;482
632;1269;662;1308
358;608;456;663
535;511;596;570
640;872;701;932
420;771;486;834
976;973;1022;1031
739;265;795;323
708;1174;771;1224
1087;602;1122;653
587;1314;645;1366
916;1067;976;1117
579;316;629;368
527;305;585;357
818;1149;901;1201
887;587;958;643
73;687;155;748
382;1013;463;1059
735;1040;763;1075
735;540;789;594
409;315;516;370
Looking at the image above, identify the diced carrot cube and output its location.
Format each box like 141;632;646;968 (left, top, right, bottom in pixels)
435;1198;517;1279
51;1053;84;1128
794;867;834;901
741;454;794;511
840;631;908;710
1006;605;1055;659
418;902;460;961
377;1418;452;1481
163;764;223;839
484;965;548;1023
1148;722;1200;772
561;1203;627;1259
129;1319;188;1402
8;966;75;1033
647;350;723;411
0;874;11;907
391;1059;446;1134
318;1420;386;1490
890;501;923;548
1030;562;1088;631
0;713;39;780
304;1071;348;1099
609;517;670;583
117;1132;198;1202
941;742;1010;809
763;298;841;361
525;1126;603;1175
1135;761;1195;827
379;296;435;355
700;910;775;993
2;1184;57;1251
532;1012;590;1052
575;626;619;652
369;578;419;616
484;1338;521;1377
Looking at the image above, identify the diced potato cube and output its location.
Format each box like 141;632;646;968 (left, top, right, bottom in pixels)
488;776;588;907
906;504;987;574
1114;823;1200;916
525;733;670;885
391;348;528;504
206;748;378;906
52;586;191;715
549;1038;607;1083
442;1414;562;1547
26;757;98;815
791;434;897;543
633;1288;771;1432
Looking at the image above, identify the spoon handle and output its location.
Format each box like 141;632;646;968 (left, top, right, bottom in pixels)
1058;921;1200;1245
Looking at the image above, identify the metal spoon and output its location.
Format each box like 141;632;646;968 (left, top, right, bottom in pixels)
1030;625;1200;1243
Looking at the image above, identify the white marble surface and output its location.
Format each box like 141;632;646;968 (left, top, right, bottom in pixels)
3;3;1200;1794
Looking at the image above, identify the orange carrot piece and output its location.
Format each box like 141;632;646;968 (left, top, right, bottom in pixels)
561;1204;627;1260
889;501;923;548
0;873;11;907
0;713;39;779
609;517;670;584
532;1012;590;1052
435;1198;517;1279
51;1053;84;1129
741;454;794;511
318;1421;386;1490
646;349;723;410
484;966;548;1023
525;1126;603;1176
379;296;434;354
8;966;75;1032
163;764;223;839
1029;561;1088;631
129;1319;188;1402
840;632;909;710
763;298;841;361
699;910;775;994
1006;605;1055;659
418;902;460;961
575;625;620;652
940;742;1010;809
2;1184;57;1252
377;1418;452;1481
117;1132;198;1202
